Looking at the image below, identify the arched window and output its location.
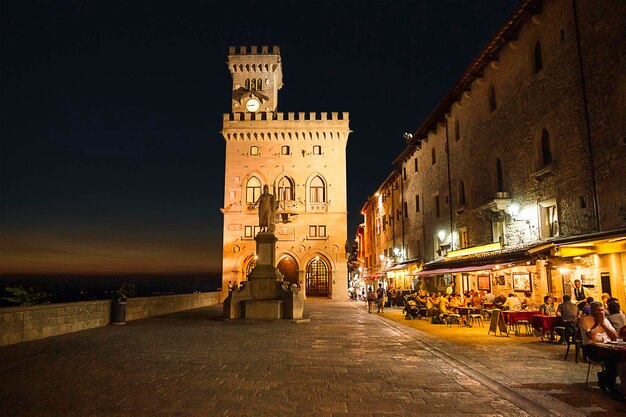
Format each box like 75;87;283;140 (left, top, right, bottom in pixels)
250;145;259;156
310;175;326;203
277;176;295;201
250;78;257;90
534;41;543;73
244;78;250;90
246;177;262;203
281;145;290;155
257;78;263;91
541;129;553;166
455;120;461;142
459;180;466;206
313;145;322;155
489;86;497;112
496;158;504;192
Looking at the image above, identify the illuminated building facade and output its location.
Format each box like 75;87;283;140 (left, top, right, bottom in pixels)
220;46;350;300
358;0;626;305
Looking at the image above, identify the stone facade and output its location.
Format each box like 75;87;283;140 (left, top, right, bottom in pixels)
221;46;350;300
359;0;626;305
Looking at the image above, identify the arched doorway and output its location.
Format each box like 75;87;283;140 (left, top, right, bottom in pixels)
244;256;256;281
306;256;331;297
277;255;299;286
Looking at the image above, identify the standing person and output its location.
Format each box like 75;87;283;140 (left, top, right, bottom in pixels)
572;279;587;310
376;283;387;313
390;287;397;307
366;286;376;313
228;281;234;293
445;281;454;296
360;288;365;302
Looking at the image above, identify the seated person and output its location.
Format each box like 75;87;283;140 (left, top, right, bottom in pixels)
520;291;536;310
556;294;579;323
492;292;507;309
471;291;483;308
580;301;624;399
503;293;522;311
438;294;452;318
538;295;556;315
483;291;496;305
607;301;626;331
581;296;594;316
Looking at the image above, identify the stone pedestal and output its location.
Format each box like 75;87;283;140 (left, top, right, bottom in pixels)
245;300;283;319
223;231;305;320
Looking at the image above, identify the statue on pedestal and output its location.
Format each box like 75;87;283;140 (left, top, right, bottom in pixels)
256;185;276;233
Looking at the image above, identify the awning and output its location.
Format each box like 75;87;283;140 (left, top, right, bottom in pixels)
382;260;419;272
409;263;504;276
364;273;384;280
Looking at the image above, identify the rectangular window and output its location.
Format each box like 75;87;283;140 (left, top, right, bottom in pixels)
382;216;386;231
403;201;408;218
414;158;418;172
460;228;469;249
250;146;259;156
313;145;322;155
435;195;440;218
309;225;317;237
415;195;420;212
318;225;326;237
397;209;401;220
245;226;253;238
403;167;407;181
432;148;436;165
281;145;290;155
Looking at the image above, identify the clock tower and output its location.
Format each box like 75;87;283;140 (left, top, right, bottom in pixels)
220;46;350;302
227;46;283;114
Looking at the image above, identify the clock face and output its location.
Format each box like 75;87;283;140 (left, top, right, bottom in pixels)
246;98;260;112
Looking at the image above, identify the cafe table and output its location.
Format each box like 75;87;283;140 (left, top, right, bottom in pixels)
501;310;539;335
531;314;559;341
456;306;481;327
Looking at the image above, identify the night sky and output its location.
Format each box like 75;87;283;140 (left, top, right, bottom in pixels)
1;0;519;276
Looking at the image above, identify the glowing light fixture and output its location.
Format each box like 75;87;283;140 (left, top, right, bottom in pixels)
507;202;520;217
558;267;569;275
437;230;447;242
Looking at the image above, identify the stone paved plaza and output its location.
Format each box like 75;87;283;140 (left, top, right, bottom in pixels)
1;299;624;416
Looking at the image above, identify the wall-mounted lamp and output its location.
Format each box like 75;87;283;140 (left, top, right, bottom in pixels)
393;247;401;256
437;230;447;242
507;202;520;217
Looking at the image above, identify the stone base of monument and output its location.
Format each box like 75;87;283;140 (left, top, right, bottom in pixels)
245;299;284;319
223;232;306;321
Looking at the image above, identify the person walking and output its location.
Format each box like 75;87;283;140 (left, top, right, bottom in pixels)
376;283;387;313
366;287;376;313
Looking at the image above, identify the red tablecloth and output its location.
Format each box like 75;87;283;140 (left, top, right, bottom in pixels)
501;310;539;325
531;315;558;332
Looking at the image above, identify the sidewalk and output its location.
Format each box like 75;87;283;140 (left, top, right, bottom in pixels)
0;299;623;416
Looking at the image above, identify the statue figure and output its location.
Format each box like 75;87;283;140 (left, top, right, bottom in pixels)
256;185;276;233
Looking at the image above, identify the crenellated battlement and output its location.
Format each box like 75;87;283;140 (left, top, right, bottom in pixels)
223;112;349;122
229;45;280;55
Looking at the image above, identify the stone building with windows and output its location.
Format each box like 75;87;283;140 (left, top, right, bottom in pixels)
358;0;626;306
220;46;350;300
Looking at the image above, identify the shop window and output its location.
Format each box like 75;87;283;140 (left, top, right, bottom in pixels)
246;176;262;203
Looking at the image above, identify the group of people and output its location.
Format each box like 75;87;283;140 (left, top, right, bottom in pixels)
365;284;388;314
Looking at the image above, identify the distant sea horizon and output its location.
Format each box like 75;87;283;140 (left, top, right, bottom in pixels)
0;272;222;307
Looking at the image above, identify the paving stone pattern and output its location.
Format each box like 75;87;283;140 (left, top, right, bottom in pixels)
0;300;623;416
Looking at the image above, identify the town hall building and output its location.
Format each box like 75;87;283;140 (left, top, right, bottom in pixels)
220;46;350;300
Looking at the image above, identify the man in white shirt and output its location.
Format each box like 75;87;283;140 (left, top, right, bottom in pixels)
580;301;620;394
503;293;522;311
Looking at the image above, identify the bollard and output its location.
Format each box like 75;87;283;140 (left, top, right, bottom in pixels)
111;295;127;325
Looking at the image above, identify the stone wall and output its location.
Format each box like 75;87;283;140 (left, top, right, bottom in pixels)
0;292;221;347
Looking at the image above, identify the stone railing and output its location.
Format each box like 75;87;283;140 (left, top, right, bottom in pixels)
0;292;222;347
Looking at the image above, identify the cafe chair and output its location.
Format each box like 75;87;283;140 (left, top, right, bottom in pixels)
583;351;605;388
563;322;582;363
446;313;462;327
469;313;484;327
516;319;532;336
